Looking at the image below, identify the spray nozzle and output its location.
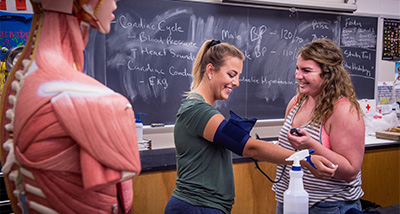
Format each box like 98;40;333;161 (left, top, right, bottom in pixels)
135;112;147;123
285;149;316;171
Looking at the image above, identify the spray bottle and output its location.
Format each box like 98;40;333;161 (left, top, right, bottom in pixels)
135;112;147;142
284;149;315;214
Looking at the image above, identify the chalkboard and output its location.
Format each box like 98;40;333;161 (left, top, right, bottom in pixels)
86;0;377;125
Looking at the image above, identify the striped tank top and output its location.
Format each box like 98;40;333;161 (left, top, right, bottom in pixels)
272;102;364;207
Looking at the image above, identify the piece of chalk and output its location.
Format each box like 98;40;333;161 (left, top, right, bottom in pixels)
151;123;164;127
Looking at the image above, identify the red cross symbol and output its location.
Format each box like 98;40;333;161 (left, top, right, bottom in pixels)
366;104;371;111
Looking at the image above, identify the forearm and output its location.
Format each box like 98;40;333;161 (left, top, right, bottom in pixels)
243;138;294;165
311;141;362;181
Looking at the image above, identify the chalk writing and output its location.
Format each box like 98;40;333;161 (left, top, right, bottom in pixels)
281;28;304;44
169;66;192;77
341;17;376;49
120;16;156;30
250;25;267;41
344;18;362;28
312;20;329;30
86;0;377;124
282;48;299;60
343;61;372;77
261;77;296;88
343;49;372;60
127;62;165;75
222;29;242;41
149;76;168;89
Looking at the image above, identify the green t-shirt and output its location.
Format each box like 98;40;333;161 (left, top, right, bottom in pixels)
172;93;234;214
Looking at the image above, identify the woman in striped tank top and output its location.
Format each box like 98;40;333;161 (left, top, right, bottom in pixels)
273;39;365;214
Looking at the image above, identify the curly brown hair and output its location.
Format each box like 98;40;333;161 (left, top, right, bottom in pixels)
296;39;363;127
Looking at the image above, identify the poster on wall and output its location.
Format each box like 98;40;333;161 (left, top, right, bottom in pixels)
382;18;400;61
396;62;400;107
1;11;32;95
377;82;393;105
0;11;32;61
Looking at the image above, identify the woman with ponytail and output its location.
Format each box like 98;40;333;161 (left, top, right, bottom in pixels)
164;40;338;214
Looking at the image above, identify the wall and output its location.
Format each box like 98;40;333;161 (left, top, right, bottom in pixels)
2;0;400;149
357;0;400;83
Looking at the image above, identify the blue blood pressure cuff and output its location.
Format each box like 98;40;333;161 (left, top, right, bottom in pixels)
213;111;257;156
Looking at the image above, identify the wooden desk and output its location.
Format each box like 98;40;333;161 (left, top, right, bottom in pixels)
361;144;400;207
132;140;399;213
131;161;277;214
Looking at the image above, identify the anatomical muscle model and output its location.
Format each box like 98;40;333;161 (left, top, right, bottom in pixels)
0;0;141;213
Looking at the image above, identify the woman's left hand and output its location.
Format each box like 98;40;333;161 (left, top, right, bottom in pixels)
287;128;315;150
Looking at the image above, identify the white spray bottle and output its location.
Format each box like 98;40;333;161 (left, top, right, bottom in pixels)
284;149;315;214
135;112;146;142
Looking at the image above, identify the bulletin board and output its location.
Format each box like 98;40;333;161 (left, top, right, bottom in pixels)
0;11;32;95
382;18;400;61
0;11;32;61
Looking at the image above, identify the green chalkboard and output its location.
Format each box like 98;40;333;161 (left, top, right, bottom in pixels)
86;0;377;125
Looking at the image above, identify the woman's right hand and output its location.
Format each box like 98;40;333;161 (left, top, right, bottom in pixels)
304;155;338;180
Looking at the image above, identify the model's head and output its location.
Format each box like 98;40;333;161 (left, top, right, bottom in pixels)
31;0;118;34
191;40;245;91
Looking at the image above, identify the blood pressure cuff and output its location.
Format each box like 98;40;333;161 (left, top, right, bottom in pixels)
213;111;257;156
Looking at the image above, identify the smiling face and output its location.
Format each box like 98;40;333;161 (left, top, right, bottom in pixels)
295;55;323;99
209;56;243;101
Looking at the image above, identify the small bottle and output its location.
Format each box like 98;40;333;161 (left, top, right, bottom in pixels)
135;112;146;142
284;149;314;214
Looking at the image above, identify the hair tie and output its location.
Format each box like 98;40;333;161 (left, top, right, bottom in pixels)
207;40;221;50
